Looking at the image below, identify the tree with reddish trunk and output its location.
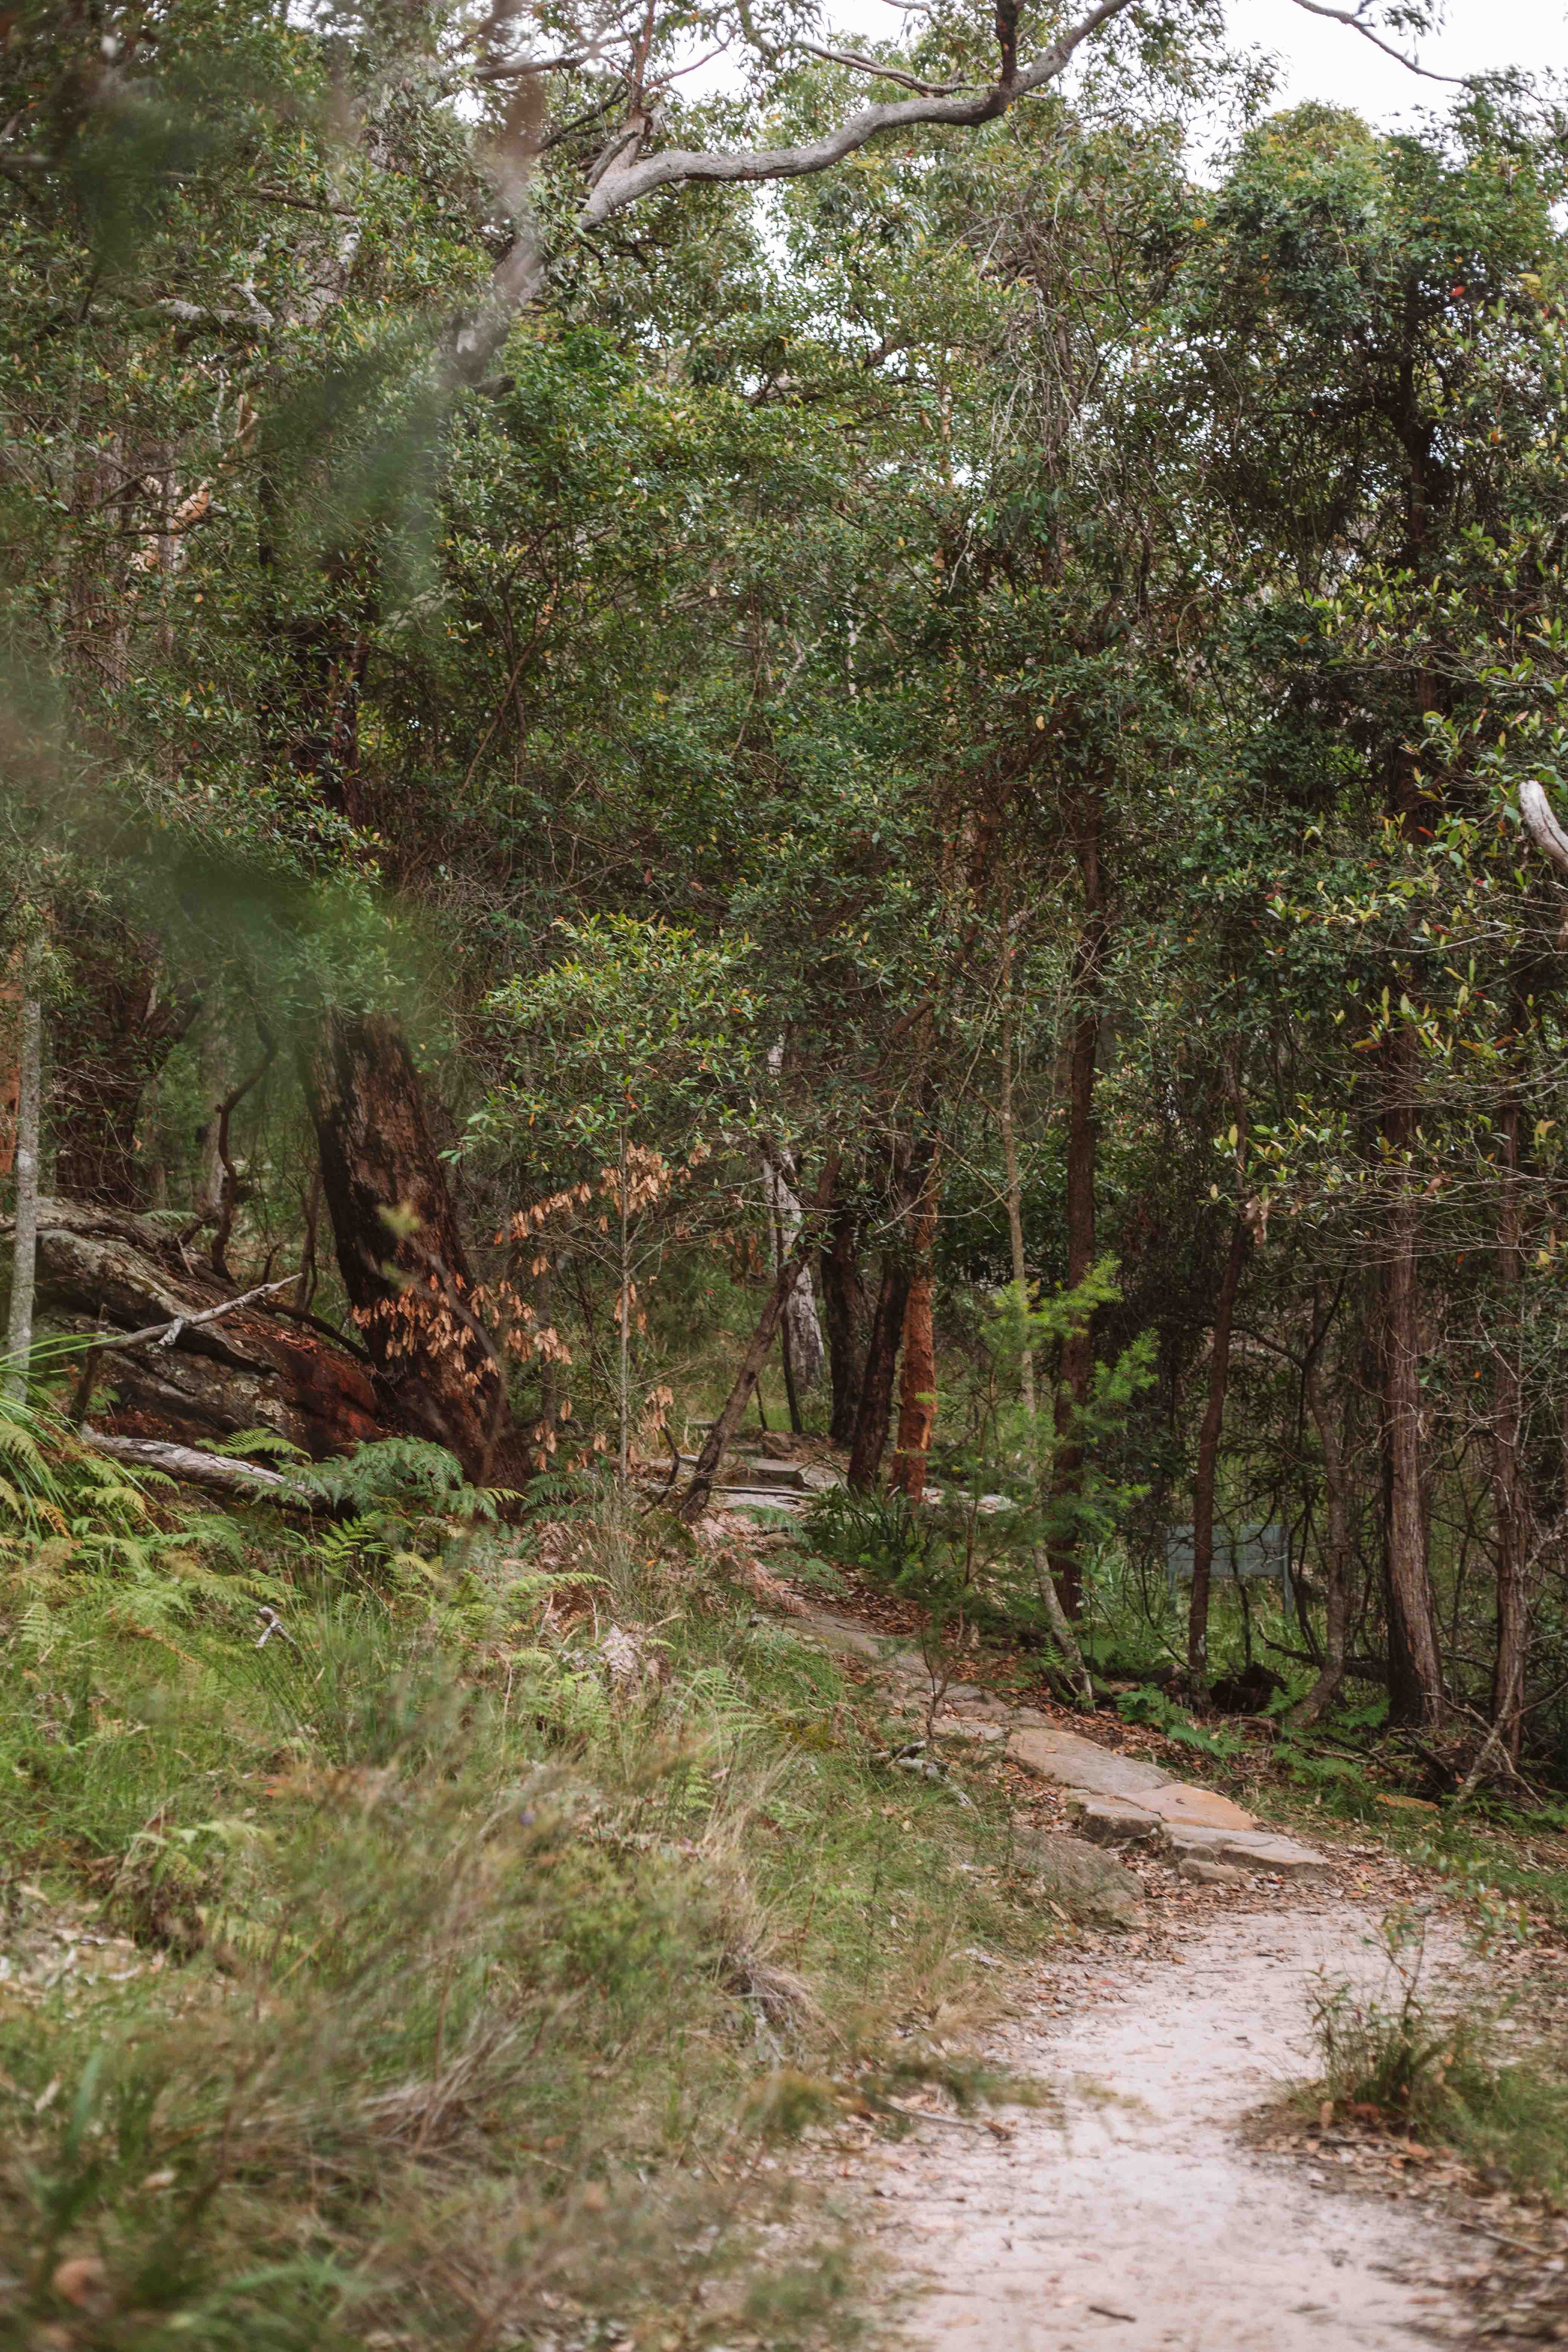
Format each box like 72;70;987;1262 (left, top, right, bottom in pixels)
302;1010;511;1481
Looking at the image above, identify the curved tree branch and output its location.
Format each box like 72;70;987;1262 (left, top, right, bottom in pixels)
1520;779;1568;878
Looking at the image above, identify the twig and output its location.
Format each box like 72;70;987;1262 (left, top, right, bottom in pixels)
66;1278;296;1424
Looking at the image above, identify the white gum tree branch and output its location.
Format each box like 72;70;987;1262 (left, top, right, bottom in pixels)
447;0;1137;385
1520;779;1568;879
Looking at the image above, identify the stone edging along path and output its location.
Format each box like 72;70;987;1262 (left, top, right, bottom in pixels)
1004;1721;1331;1882
792;1604;1331;1883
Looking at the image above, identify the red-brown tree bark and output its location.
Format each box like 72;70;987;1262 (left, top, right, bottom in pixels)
302;1010;511;1481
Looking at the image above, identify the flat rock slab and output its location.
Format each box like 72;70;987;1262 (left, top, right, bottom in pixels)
1144;1783;1256;1831
1006;1726;1170;1803
1164;1822;1332;1880
1006;1724;1330;1879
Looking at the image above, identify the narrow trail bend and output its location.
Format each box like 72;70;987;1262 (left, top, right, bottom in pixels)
877;1903;1471;2350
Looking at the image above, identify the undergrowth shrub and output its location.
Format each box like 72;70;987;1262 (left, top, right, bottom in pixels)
1307;1910;1568;2207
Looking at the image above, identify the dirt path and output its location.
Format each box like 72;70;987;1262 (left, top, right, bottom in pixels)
875;1902;1472;2350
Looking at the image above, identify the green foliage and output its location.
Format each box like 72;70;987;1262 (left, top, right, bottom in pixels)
1115;1684;1246;1761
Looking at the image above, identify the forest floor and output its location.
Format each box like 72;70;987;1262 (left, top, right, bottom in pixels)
747;1580;1568;2352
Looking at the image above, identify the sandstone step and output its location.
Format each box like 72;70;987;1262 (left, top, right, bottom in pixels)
1006;1726;1171;1803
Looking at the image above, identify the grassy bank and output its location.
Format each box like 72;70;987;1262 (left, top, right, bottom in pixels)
0;1418;1054;2352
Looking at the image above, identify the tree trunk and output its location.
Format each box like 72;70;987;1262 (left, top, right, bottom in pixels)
51;909;198;1208
762;1138;825;1395
821;1202;867;1447
889;1175;939;1500
3;949;43;1403
677;1150;838;1522
302;1008;510;1481
1288;1356;1352;1729
1186;1213;1250;1689
1491;1091;1528;1761
998;977;1035;1419
1380;1028;1444;1725
847;1250;912;1492
1047;791;1107;1618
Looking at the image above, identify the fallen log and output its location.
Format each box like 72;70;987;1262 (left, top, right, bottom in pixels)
79;1426;316;1507
5;1198;389;1459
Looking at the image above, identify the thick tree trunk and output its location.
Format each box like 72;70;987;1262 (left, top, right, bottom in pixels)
1491;1092;1528;1761
821;1203;867;1447
1380;1031;1443;1726
847;1251;912;1493
3;950;43;1402
889;1194;939;1502
1186;1214;1250;1688
302;1009;510;1481
1048;792;1107;1618
51;910;198;1208
1289;1356;1352;1729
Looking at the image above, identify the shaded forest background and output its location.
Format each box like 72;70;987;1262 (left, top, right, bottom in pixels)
6;0;1568;1772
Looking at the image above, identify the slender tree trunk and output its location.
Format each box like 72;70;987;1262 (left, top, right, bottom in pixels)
1289;1357;1352;1729
1048;791;1107;1618
820;1203;866;1447
995;989;1093;1705
678;1151;838;1522
762;1135;824;1396
1491;1091;1528;1760
998;979;1036;1419
302;1008;510;1481
848;1251;911;1492
1380;1026;1444;1725
617;1119;631;1491
3;949;43;1403
889;1174;939;1499
1186;1212;1250;1688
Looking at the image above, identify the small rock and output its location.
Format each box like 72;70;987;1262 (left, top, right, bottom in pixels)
1179;1857;1247;1887
1073;1796;1161;1848
1012;1830;1143;1928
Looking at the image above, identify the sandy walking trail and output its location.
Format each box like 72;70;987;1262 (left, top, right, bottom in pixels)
876;1904;1470;2351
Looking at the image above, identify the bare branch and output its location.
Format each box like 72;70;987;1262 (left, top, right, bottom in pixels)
1287;0;1470;86
794;40;970;97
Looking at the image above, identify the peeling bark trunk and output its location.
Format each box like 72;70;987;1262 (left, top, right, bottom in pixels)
1186;1213;1250;1688
1048;792;1107;1619
302;1009;510;1480
762;1140;825;1395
